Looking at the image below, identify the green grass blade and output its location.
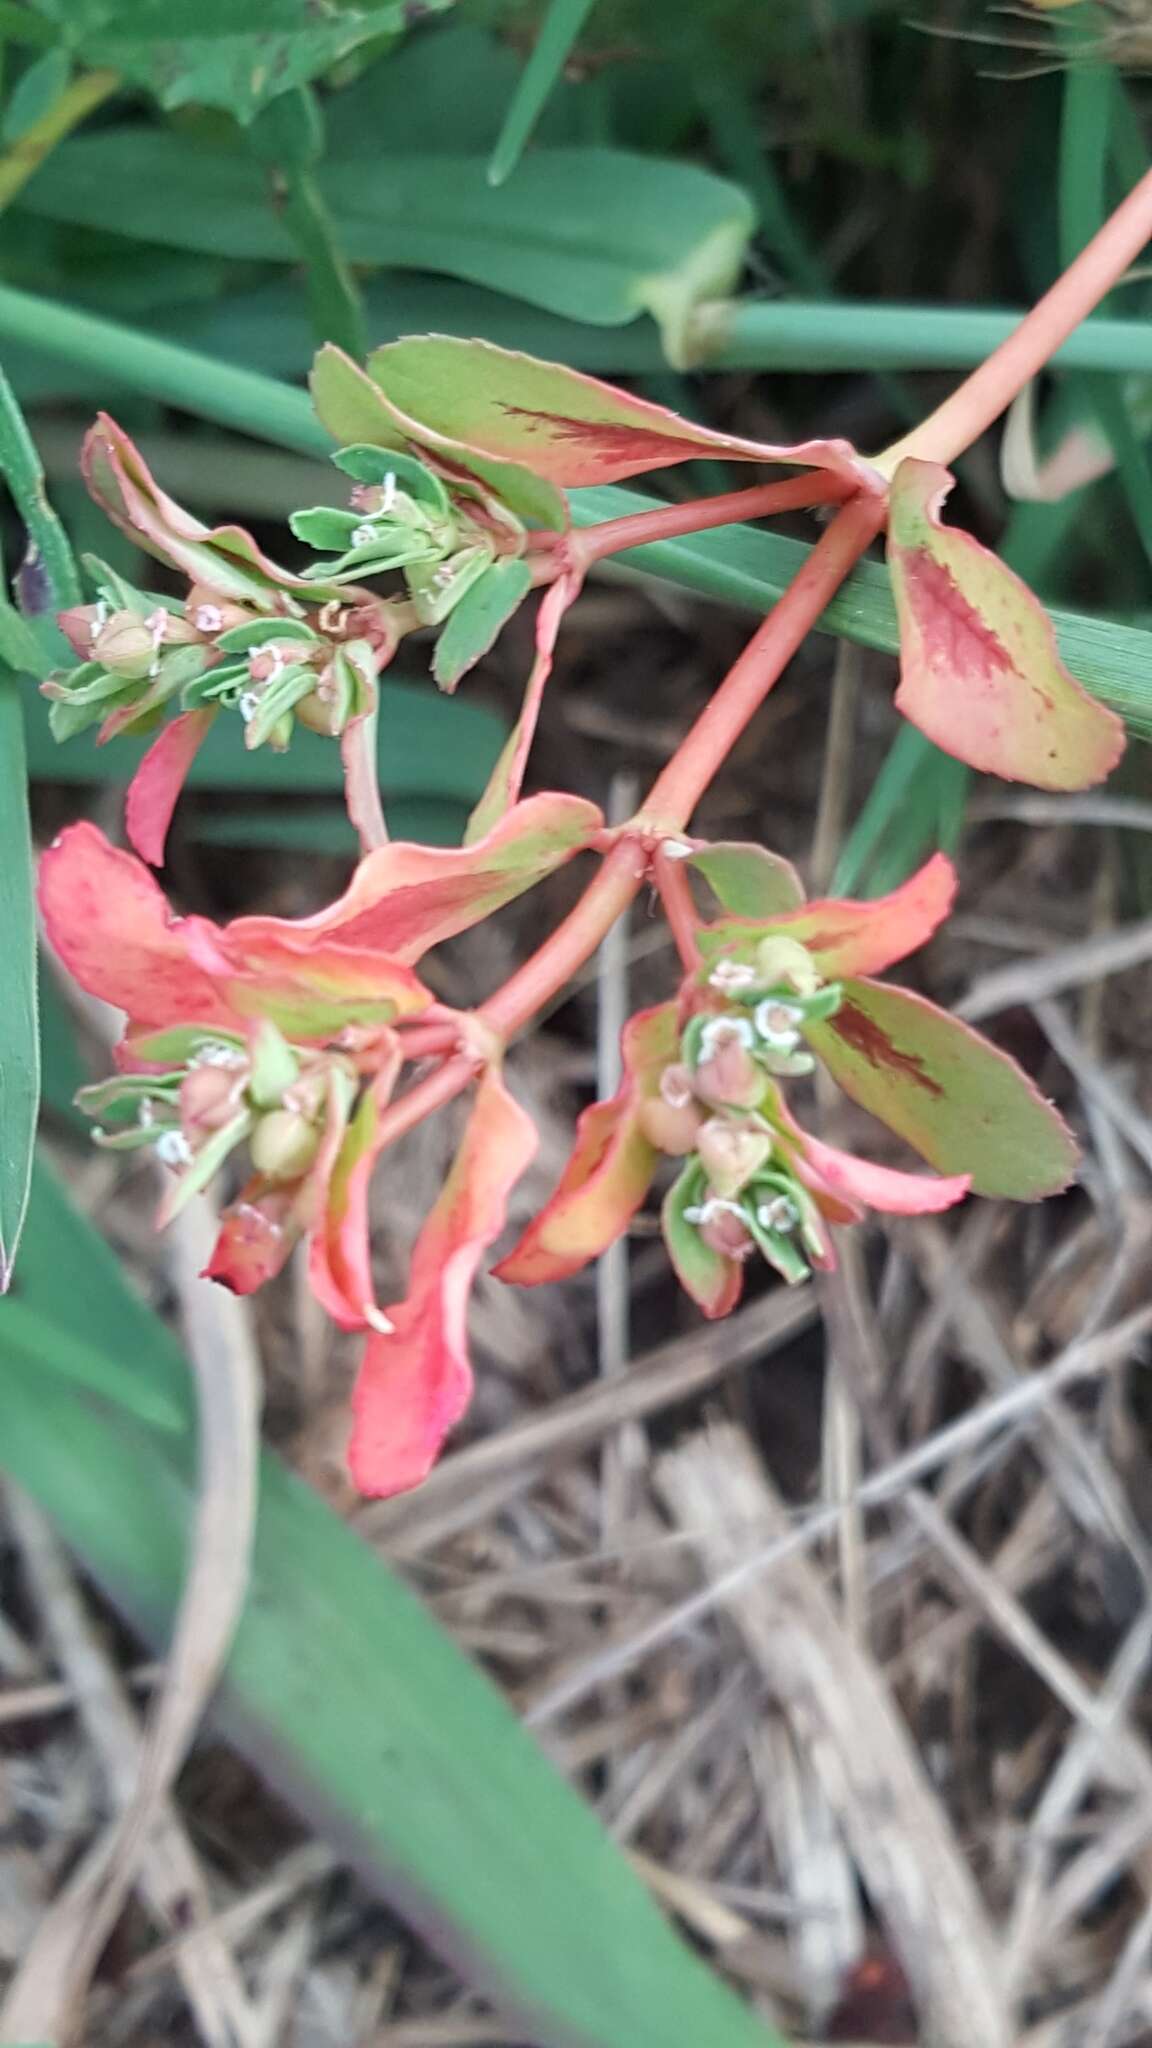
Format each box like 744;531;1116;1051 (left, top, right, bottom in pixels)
0;359;79;608
488;0;599;187
694;299;1152;377
0;671;37;1288
0;1159;786;2048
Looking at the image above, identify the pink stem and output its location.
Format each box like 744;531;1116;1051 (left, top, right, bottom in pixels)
879;165;1152;472
652;844;702;971
570;472;853;569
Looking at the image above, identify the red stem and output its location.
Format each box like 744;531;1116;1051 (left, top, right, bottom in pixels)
642;493;886;829
570;472;853;568
652;844;702;971
879;165;1152;472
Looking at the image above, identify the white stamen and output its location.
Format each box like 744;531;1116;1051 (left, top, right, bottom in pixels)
660;838;693;861
432;563;455;586
191;1041;246;1069
137;1098;156;1129
379;471;397;514
238;690;261;724
364;1304;395;1335
684;1196;747;1228
88;598;109;645
351;522;380;549
698;1014;756;1057
145;607;169;647
155;1129;193;1169
708;960;757;993
757;1195;799;1233
195;603;224;634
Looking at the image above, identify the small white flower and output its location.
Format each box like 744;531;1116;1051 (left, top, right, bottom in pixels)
195;603;224;635
155;1129;193;1169
351;522;380;549
698;1014;756;1058
191;1041;246;1070
753;998;805;1051
708;960;757;994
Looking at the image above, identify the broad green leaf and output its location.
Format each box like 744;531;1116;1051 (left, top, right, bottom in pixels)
19;131;756;363
2;48;70;143
887;458;1125;791
806;977;1078;1200
433;557;533;691
367;335;869;489
0;1158;783;2048
688;842;805;919
0;676;38;1288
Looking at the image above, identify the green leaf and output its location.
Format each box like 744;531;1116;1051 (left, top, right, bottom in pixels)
689;842;805;918
661;1158;742;1319
0;1157;785;2048
487;0;598;187
58;0;442;123
2;48;71;143
806;978;1078;1200
433;557;533;691
19;131;755;362
886;458;1125;791
0;676;38;1289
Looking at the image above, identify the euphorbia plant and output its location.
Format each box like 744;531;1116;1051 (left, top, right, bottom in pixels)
39;169;1152;1496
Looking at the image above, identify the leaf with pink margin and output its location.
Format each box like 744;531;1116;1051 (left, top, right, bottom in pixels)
770;1097;970;1216
495;1003;677;1287
308;1049;401;1333
82;415;328;604
661;1161;744;1320
40;823;432;1050
688;842;805;920
887;458;1124;790
805;976;1078;1199
698;853;956;981
310;345;567;530
39;821;236;1033
348;1067;538;1497
369;336;878;493
124;705;217;866
222;791;603;966
465;571;582;844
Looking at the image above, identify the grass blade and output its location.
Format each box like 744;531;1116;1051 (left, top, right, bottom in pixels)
0;671;37;1288
0;1158;786;2048
488;0;599;186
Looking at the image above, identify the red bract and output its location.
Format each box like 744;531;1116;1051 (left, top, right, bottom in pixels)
39;822;432;1047
350;1067;538;1497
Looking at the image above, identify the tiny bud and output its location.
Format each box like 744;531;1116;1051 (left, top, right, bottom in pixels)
180;1065;243;1135
754;935;821;997
58;603;104;659
638;1096;704;1155
659;1063;696;1110
250;1108;321;1182
694;1117;774;1198
694;1021;764;1110
698;1200;755;1261
92;610;156;680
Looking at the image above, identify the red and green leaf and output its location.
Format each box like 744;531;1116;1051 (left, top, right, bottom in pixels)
349;1067;538;1498
806;977;1078;1199
776;1115;970;1217
310;345;566;531
433;557;535;693
225;792;603;966
308;1053;401;1334
83;418;318;603
39;822;236;1034
495;1003;677;1287
124;705;217;867
887;458;1124;791
367;337;874;493
698;853;956;980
